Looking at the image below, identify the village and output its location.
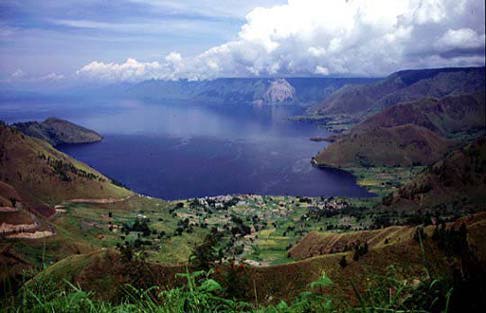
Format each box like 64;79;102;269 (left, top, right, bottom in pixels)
92;194;371;266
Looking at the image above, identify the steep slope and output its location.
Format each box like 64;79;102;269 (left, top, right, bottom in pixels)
27;213;486;303
314;91;485;168
314;124;452;167
261;78;296;104
311;67;485;120
0;122;130;210
359;92;486;138
13;118;103;146
381;137;486;211
288;226;415;260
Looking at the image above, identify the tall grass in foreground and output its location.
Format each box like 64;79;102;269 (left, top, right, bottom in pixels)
5;224;481;312
2;267;452;313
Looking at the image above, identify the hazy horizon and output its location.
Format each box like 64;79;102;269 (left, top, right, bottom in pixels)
1;0;484;88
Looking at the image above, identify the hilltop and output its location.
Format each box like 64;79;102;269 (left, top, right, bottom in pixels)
314;92;485;168
359;92;486;138
314;124;452;168
13;118;103;146
0;122;130;210
381;137;486;212
310;67;485;122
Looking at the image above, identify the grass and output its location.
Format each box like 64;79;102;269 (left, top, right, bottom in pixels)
2;265;455;313
1;188;438;276
346;166;426;197
4;209;485;312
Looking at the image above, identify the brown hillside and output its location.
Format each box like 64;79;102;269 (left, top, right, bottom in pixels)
313;90;485;168
382;137;486;211
0;123;131;210
13;118;103;146
29;213;486;304
359;92;486;137
0;181;21;207
314;124;452;167
312;67;485;120
288;226;415;260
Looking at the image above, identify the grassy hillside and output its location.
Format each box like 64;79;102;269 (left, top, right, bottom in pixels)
0;122;132;289
311;67;485;122
13;118;103;146
22;212;486;308
0;122;130;209
381;137;486;212
314;124;452;167
359;92;485;139
314;91;485;168
288;226;415;260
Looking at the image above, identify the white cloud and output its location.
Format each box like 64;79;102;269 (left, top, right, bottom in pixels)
77;58;162;81
165;52;182;64
314;66;329;75
11;69;25;79
77;0;485;81
7;69;64;82
39;72;65;81
435;28;486;50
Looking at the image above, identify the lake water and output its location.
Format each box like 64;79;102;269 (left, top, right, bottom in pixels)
1;99;371;200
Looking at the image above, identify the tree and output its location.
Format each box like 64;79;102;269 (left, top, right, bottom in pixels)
190;230;222;270
9;197;17;207
353;242;369;261
339;255;348;268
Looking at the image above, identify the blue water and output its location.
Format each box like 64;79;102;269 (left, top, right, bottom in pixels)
1;99;371;200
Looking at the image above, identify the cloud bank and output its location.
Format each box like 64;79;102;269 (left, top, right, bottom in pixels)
77;0;486;81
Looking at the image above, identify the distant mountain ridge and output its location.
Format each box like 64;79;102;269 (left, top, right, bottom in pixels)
13;118;103;146
310;67;485;119
313;66;486;168
125;77;379;106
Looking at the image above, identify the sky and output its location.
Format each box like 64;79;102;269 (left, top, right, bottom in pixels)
0;0;485;84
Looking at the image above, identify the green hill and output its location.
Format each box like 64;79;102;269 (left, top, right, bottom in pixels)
0;122;130;210
13;118;103;146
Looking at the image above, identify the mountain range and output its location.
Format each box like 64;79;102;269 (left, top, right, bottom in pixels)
310;67;485;120
313;67;485;168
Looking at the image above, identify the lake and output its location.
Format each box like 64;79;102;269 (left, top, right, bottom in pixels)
1;99;371;200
